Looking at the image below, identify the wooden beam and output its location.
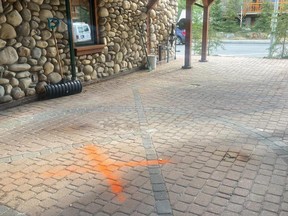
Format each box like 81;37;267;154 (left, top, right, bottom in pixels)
209;0;215;5
202;0;215;7
147;0;159;12
189;0;197;3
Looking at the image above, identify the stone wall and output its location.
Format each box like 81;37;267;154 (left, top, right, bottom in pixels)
0;0;177;104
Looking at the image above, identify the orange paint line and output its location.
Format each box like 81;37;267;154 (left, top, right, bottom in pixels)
41;145;169;203
83;145;125;202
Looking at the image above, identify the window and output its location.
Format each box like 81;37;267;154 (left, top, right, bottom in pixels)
71;0;95;45
70;0;105;56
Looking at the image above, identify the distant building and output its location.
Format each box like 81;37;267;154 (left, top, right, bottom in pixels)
243;0;288;26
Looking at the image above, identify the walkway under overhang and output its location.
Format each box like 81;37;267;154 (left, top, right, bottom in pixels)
146;0;216;68
183;0;215;68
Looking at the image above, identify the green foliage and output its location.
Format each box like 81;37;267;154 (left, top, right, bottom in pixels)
221;0;241;33
251;0;287;58
79;6;90;23
210;0;225;32
192;1;224;55
253;2;273;33
178;0;186;17
191;5;203;54
208;0;225;54
270;9;288;58
178;0;247;55
176;0;287;58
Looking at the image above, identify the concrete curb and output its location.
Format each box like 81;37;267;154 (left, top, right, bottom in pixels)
222;39;270;44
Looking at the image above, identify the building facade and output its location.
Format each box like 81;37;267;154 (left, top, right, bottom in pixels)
0;0;177;105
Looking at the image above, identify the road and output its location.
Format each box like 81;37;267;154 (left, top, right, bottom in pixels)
176;40;271;58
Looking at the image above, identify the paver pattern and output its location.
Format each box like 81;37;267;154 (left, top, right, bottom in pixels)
1;56;288;216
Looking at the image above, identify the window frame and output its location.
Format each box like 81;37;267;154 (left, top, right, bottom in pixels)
70;0;105;56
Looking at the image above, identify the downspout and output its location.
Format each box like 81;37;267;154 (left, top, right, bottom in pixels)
147;14;151;54
146;0;160;54
64;0;77;80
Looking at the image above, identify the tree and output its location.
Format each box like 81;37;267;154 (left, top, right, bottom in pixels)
253;1;273;33
270;6;288;58
79;6;90;23
221;0;241;33
191;4;203;54
208;0;225;54
178;0;186;17
191;0;224;55
176;0;224;55
210;0;225;32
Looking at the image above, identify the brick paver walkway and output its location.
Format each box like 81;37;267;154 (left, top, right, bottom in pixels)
1;56;288;216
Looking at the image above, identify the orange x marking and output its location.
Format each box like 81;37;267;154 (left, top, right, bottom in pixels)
42;145;169;202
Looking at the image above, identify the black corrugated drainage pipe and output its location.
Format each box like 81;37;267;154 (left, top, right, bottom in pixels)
43;0;82;99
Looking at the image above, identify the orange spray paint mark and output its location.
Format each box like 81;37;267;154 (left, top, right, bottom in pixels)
84;145;125;202
42;145;169;202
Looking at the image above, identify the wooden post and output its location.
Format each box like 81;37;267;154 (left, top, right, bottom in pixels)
147;0;159;11
183;0;196;69
200;0;215;62
200;5;209;62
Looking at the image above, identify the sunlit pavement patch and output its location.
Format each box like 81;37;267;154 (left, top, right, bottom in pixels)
42;145;169;202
